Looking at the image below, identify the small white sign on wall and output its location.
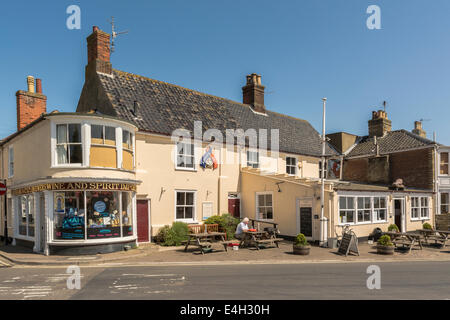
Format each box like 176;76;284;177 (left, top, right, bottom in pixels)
202;202;213;220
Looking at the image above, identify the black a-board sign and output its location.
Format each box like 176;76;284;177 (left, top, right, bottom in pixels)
338;232;360;256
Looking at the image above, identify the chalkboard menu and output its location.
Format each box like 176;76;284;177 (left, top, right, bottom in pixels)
300;208;312;237
338;232;360;256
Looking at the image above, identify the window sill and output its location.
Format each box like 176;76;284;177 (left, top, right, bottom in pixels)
176;219;198;224
411;218;430;222
175;167;197;172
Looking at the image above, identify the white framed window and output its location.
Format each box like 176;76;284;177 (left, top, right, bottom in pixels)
411;196;430;220
56;124;82;165
256;192;273;220
286;157;297;175
247;150;259;169
357;197;371;223
373;197;387;222
339;196;355;224
441;192;449;214
8;146;14;178
339;195;387;224
175;191;196;221
319;160;327;178
16;194;35;238
91;124;116;146
440;152;449;175
176;141;195;170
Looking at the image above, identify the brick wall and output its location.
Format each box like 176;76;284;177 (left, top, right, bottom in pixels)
389;148;434;190
342;158;368;182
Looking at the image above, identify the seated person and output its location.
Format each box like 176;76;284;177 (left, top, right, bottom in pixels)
235;217;249;240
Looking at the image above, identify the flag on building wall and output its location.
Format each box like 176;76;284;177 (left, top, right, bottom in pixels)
200;146;218;169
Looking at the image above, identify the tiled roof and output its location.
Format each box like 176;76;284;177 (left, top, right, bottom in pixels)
346;130;437;158
97;69;336;157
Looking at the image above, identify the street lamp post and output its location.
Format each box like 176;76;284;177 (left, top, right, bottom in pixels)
319;98;328;247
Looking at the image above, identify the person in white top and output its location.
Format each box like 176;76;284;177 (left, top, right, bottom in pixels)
235;217;249;240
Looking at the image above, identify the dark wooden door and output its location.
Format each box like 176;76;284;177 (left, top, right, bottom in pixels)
137;200;149;243
299;207;313;237
394;200;402;231
228;198;240;218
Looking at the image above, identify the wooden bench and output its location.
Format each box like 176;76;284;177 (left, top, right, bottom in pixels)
255;238;283;248
221;240;240;252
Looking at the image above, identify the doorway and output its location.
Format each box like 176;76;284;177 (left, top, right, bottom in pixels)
299;207;313;238
137;199;150;243
394;199;404;232
228;194;240;218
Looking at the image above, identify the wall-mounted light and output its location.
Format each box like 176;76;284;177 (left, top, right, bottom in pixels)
159;187;166;201
276;181;284;192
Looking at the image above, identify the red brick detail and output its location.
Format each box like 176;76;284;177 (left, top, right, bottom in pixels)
342;158;369;182
86;27;112;75
389;149;434;190
16;91;47;131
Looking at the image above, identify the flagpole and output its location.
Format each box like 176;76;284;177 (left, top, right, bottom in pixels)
319;98;327;247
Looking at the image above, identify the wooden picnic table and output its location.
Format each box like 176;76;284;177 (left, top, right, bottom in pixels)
184;232;227;255
239;230;283;250
417;229;450;248
383;231;423;253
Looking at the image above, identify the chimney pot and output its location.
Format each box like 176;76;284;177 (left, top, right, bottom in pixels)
36;79;42;94
368;109;392;137
242;73;266;113
27;76;35;93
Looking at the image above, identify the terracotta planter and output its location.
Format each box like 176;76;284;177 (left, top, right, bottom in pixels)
293;244;310;255
377;245;394;255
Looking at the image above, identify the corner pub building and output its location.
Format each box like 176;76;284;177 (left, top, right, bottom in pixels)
0;76;140;255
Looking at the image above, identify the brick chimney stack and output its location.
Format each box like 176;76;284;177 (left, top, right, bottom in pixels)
242;73;265;113
16;76;47;131
85;26;112;78
412;121;426;138
368;110;392;137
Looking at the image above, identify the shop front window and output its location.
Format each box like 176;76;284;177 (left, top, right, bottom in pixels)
86;191;121;239
122;192;133;237
54;191;85;240
17;195;35;237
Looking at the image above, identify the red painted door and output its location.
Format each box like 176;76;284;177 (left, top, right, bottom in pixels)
228;198;240;218
137;200;149;243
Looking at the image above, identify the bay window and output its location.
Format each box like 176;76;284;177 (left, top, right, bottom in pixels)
339;195;388;224
56;124;82;165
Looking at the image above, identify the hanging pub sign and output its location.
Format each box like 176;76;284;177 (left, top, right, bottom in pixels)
12;182;137;196
327;159;341;179
200;146;218;170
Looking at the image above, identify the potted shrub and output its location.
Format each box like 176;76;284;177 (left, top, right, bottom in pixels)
377;234;394;255
422;222;433;230
387;224;399;233
293;233;310;255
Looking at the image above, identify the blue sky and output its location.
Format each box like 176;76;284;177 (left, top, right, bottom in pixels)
1;0;450;144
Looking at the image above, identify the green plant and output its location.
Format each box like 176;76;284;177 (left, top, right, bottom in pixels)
160;222;189;246
423;222;433;230
388;224;399;232
377;234;393;247
294;233;309;246
204;214;240;240
156;225;171;244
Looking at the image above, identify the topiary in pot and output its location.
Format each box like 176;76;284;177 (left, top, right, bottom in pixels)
377;234;394;255
422;222;433;230
293;233;310;255
387;224;399;232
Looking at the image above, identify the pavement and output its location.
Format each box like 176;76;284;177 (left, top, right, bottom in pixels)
0;240;450;267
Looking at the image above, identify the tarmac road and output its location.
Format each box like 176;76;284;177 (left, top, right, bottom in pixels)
0;261;448;300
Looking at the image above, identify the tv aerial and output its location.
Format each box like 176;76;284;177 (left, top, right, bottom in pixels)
108;17;129;53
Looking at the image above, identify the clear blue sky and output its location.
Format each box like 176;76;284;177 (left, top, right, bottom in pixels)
1;0;450;144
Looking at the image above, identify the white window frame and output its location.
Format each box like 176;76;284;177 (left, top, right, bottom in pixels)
338;195;388;225
440;192;449;215
255;192;274;221
440;152;449;175
410;196;430;220
175;141;195;171
174;190;196;222
319;160;327;179
55;123;83;167
356;196;371;223
8;145;14;178
91;124;117;146
247;150;259;169
15;194;35;240
286;156;297;176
